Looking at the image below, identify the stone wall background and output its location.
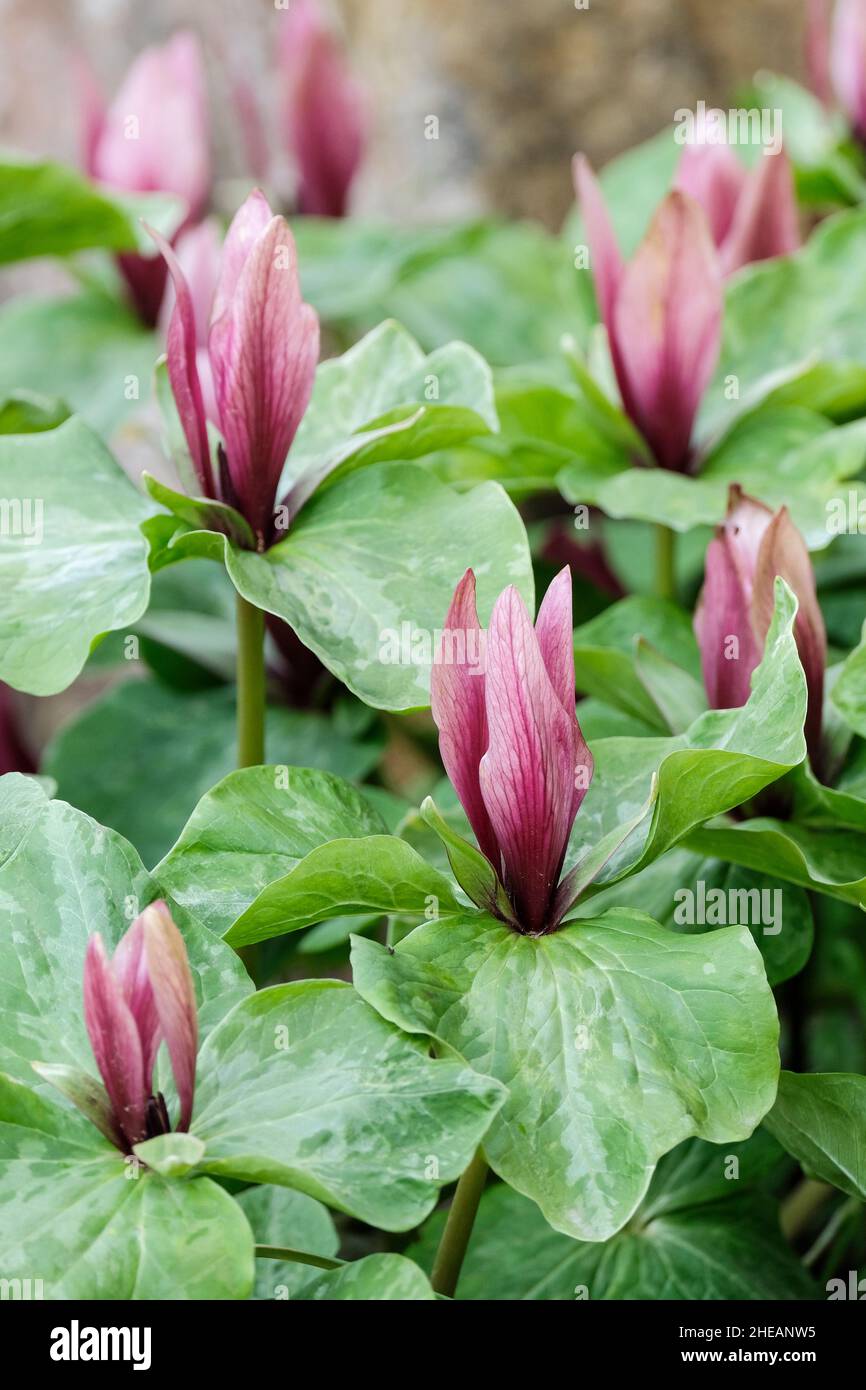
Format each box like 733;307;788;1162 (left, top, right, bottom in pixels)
0;0;808;229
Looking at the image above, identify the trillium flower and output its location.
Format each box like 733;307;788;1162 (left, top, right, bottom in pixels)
675;145;800;276
695;486;826;770
431;567;593;936
279;0;366;217
80;902;198;1154
574;157;723;473
150;189;320;548
80;32;211;324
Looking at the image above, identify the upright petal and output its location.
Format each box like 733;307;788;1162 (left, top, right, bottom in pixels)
718;151;800;276
832;0;866;139
279;0;365;217
83;934;148;1149
91;32;211;220
430;570;499;869
751;507;826;765
695;486;772;710
572;154;624;334
210;189;273;326
806;0;834;108
479;587;580;934
534;567;593;820
74;51;106;176
613;191;723;471
141;902;198;1133
113;915;160;1090
694;535;761;710
209;214;320;542
675;143;748;248
148;225;215;499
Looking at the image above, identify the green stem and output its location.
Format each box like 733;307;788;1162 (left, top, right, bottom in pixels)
430;1147;488;1298
236;594;265;768
654;523;676;600
804;1196;860;1268
254;1245;343;1270
780;1178;834;1241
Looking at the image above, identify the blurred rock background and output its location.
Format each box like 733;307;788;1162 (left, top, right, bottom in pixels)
0;0;807;229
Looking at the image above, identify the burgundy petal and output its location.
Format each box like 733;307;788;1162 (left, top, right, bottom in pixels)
113;915;160;1092
210;189;272;327
83;934;148;1149
751;507;826;767
90;31;211;221
141;901;198;1133
209;212;320;542
430;570;499;869
534;567;593;820
718;151;800;276
148;224;215;498
572;154;625;335
279;0;366;217
675;143;747;249
613;191;723;471
479;586;580;934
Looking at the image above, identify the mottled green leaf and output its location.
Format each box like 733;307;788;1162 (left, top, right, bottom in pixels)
192;979;504;1231
156;765;388;937
765;1071;866;1200
297;1253;436;1301
352;907;779;1241
0;417;152;694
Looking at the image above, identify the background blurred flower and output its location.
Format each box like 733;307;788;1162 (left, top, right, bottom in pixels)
80;31;211;324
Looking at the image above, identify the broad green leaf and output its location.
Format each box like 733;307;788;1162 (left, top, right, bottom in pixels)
411;1136;815;1301
0;417;152;694
684;819;866;907
297;1253;436;1301
560;410;866;549
0;391;69;434
151;463;533;711
280;320;498;505
0;773;252;1089
571;581;808;883
384;219;594;365
831;623;866;737
0;1075;253;1300
573;596;701;730
351;907;779;1241
0;291;159;434
225;835;461;947
572;847;813;986
192;979;505;1231
156;765;388;936
764;1071;866;1200
45;683;384;870
0;157;182;263
237;1185;339;1300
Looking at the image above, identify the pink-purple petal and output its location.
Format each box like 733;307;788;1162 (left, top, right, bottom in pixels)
572;154;624;336
613;190;723;472
718;151;799;276
675;143;747;249
479;586;579;934
209;214;320;541
83;934;148;1149
148;224;215;498
279;0;365;217
430;569;499;869
141;901;198;1133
